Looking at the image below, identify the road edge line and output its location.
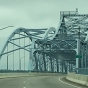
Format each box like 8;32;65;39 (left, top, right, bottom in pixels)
58;76;81;88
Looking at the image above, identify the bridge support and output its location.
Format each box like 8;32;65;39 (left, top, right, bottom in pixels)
34;53;38;72
56;59;59;72
42;53;47;72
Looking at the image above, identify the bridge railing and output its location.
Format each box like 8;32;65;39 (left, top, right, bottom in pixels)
76;68;88;75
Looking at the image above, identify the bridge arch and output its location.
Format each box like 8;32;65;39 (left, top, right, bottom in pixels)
0;9;88;73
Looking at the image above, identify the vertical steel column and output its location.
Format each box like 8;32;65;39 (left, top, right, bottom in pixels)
64;61;67;73
86;42;88;68
49;58;51;72
81;44;84;68
47;57;49;71
85;46;87;68
52;58;54;72
63;60;65;73
37;53;39;71
54;58;56;72
34;52;38;71
61;60;64;73
39;54;43;72
48;57;50;71
48;58;50;72
31;39;36;71
42;54;45;71
38;54;41;71
69;61;70;72
55;59;57;72
20;58;21;70
19;34;21;70
43;45;46;72
56;58;59;72
24;32;25;71
7;43;8;70
41;57;43;71
50;45;53;72
59;60;61;72
71;61;73;71
67;61;69;72
32;54;35;71
13;35;14;71
50;58;53;72
43;53;46;72
45;56;48;72
29;38;30;71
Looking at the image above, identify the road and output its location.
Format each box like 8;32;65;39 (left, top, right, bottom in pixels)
0;75;87;88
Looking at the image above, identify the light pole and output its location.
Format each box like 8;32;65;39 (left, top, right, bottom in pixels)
7;53;13;70
28;57;32;71
2;26;14;70
76;26;81;70
0;26;14;30
19;56;26;71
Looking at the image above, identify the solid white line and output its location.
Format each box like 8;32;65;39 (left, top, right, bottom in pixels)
23;87;26;88
58;76;81;88
23;81;25;83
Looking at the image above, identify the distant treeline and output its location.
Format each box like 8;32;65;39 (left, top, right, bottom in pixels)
0;69;61;73
0;69;32;73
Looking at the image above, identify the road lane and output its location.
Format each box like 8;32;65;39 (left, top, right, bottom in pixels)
0;75;87;88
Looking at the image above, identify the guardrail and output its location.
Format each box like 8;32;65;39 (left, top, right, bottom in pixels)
76;68;88;75
66;72;88;87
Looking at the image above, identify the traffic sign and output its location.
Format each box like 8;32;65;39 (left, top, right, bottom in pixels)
76;55;82;58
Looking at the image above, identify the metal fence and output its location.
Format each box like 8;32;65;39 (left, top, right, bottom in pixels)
76;68;88;75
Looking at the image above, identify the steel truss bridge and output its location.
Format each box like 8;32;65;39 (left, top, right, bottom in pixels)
0;9;88;73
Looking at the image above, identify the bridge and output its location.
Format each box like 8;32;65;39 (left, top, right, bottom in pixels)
0;9;88;88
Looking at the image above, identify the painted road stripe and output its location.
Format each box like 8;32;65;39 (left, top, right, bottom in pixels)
58;76;81;88
23;87;26;88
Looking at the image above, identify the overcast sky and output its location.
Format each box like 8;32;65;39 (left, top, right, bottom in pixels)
0;0;88;70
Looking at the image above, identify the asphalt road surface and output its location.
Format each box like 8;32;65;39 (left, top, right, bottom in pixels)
0;75;87;88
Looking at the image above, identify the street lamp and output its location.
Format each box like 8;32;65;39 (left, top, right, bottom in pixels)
7;53;13;70
0;26;14;70
19;56;26;71
28;57;32;72
0;26;14;30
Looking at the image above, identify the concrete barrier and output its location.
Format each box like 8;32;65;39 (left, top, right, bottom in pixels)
66;72;88;86
0;73;31;78
29;72;64;76
0;72;63;79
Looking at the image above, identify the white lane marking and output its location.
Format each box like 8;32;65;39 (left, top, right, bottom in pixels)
23;81;25;83
23;87;26;88
58;76;81;88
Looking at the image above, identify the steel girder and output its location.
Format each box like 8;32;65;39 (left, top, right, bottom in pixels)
0;27;57;71
33;9;88;72
0;27;57;56
0;9;88;72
